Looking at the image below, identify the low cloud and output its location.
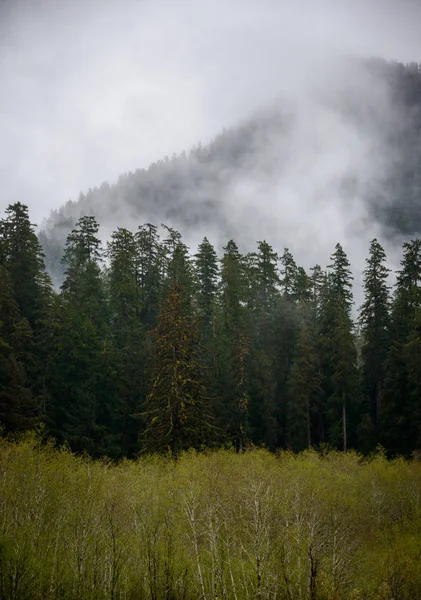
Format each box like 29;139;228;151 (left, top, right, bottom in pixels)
1;0;420;298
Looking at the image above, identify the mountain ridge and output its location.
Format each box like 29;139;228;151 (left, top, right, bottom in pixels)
39;58;421;283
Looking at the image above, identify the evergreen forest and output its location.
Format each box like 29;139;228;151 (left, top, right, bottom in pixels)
1;202;420;458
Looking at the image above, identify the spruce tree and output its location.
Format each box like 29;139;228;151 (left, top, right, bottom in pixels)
162;225;195;311
217;240;250;450
247;241;280;448
383;239;421;454
279;248;297;299
194;237;219;416
61;215;106;326
107;227;140;335
0;203;53;431
391;239;421;342
142;281;212;453
359;239;391;442
287;325;321;451
284;264;324;449
274;249;304;447
0;202;48;327
328;243;354;314
135;223;164;330
106;227;145;456
0;266;37;431
319;245;358;450
195;237;219;323
49;216;107;454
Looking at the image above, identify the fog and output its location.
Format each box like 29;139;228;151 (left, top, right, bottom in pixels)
1;0;421;294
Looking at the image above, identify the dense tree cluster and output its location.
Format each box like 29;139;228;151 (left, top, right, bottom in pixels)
1;203;421;457
1;435;421;600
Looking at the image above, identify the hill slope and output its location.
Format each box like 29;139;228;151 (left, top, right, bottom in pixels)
39;58;421;283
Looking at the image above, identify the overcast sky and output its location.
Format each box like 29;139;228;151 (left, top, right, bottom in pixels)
1;0;421;225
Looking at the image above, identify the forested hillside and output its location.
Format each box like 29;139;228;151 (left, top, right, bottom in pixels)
1;202;420;457
39;60;421;285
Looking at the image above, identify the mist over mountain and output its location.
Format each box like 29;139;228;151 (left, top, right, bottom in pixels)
39;58;421;286
3;0;421;477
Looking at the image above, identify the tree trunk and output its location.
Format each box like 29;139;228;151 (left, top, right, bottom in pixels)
306;395;311;449
342;394;347;453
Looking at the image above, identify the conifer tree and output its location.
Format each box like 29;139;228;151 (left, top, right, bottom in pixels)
328;243;353;314
406;308;421;449
0;266;37;431
0;202;49;327
279;248;297;299
162;225;195;312
194;237;219;414
251;241;280;313
294;266;313;305
217;240;250;450
220;240;244;325
0;203;53;430
195;237;219;323
106;227;145;455
61;215;106;325
287;325;321;450
284;264;324;448
383;239;421;453
107;227;140;335
135;223;164;330
273;249;304;446
390;239;421;341
247;241;280;448
329;305;358;451
49;216;107;454
359;239;391;440
318;245;358;450
309;265;325;319
142;281;212;453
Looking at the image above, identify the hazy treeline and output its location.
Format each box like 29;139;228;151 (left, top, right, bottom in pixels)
39;60;421;285
0;435;420;600
1;203;420;457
